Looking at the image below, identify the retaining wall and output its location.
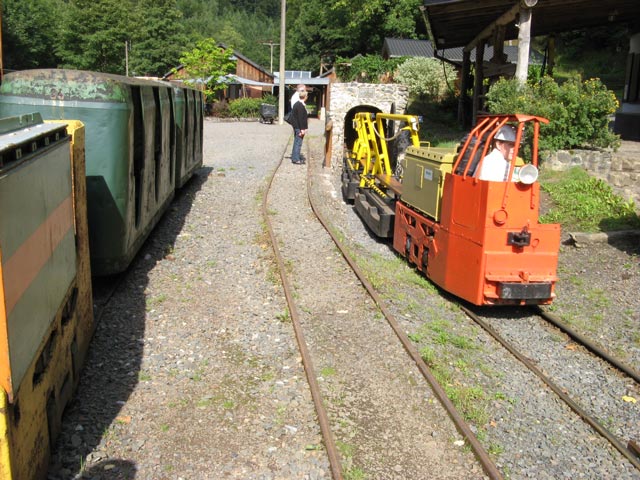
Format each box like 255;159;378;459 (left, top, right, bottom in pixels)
544;141;640;209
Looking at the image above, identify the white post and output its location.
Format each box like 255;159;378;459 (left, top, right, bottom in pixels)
515;0;536;84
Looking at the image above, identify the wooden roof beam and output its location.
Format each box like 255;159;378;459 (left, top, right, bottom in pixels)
463;0;541;54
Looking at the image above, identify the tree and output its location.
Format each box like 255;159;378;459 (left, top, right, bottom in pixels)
129;0;189;77
287;0;423;72
56;0;135;74
177;0;220;42
177;2;277;71
329;0;423;43
2;0;64;70
216;10;278;70
173;38;236;100
287;0;355;71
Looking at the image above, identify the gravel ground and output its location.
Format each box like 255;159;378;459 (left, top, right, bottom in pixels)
48;118;639;480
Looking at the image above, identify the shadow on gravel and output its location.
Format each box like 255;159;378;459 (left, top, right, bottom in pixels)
606;232;640;257
77;459;137;479
48;167;212;479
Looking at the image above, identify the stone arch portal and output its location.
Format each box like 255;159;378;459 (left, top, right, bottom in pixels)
328;83;410;169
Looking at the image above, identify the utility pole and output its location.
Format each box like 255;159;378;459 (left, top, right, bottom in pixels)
278;0;286;125
261;41;280;73
0;6;4;83
125;40;129;77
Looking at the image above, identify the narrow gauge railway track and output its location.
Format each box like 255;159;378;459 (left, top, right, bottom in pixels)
461;305;640;472
263;139;502;479
535;307;640;385
262;140;344;479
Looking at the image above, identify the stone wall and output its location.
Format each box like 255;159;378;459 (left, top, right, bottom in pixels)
327;83;410;169
544;141;640;209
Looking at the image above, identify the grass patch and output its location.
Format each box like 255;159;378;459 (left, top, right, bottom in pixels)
353;249;438;297
320;366;337;377
146;293;167;311
539;167;640;232
344;467;367;480
276;310;290;323
336;440;367;480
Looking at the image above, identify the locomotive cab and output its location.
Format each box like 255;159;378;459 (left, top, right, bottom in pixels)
394;114;561;306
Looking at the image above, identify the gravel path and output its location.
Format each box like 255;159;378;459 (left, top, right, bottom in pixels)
50;121;327;479
48;118;639;480
267;130;483;479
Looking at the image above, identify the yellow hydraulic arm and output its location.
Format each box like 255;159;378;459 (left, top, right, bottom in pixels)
347;112;420;190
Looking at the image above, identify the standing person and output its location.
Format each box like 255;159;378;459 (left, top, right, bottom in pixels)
290;90;308;165
478;125;517;181
290;84;306;108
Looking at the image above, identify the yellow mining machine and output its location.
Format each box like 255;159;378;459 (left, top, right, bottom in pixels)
341;112;421;237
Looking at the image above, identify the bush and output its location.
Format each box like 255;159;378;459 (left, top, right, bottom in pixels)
209;100;230;118
261;94;277;105
485;76;620;152
395;57;456;102
227;97;263;118
335;54;405;83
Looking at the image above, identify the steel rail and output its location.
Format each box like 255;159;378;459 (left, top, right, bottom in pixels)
534;306;640;384
262;139;344;480
460;306;640;472
306;162;503;480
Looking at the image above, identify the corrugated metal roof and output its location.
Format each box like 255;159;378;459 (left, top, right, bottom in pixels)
382;38;543;64
273;73;330;86
382;38;435;58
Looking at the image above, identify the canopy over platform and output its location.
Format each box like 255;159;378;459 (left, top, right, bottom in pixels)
422;0;639;51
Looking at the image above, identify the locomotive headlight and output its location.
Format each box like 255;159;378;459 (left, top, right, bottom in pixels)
517;164;539;184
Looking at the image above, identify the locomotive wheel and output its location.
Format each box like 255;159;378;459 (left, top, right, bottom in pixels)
421;248;429;271
405;236;412;264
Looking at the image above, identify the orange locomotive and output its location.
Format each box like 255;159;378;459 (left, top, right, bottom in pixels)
343;113;561;306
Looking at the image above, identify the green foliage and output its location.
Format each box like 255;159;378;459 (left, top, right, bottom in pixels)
485;76;620;151
56;0;135;73
128;0;189;77
174;38;236;100
553;25;630;99
395;57;456;101
327;0;422;46
177;1;278;71
2;0;63;69
4;0;277;76
539;167;640;232
286;0;355;71
261;94;278;105
335;55;405;83
227;97;264;118
406;95;466;147
287;0;422;71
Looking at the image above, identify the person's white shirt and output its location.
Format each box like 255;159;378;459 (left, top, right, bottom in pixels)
290;91;301;108
478;148;510;181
